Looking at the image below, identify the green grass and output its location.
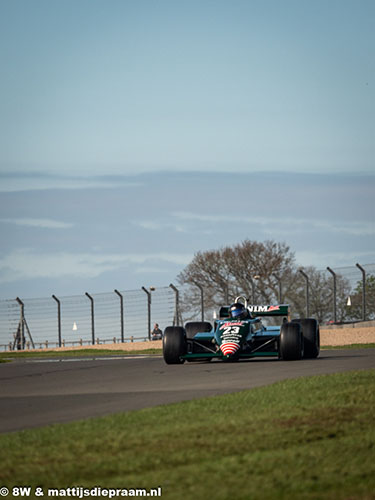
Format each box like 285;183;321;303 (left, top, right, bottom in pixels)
0;348;162;359
0;370;374;499
322;343;375;349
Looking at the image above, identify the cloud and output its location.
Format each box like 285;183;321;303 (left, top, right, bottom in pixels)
0;250;193;283
171;212;375;237
134;266;170;274
0;172;142;192
0;218;74;229
133;220;187;233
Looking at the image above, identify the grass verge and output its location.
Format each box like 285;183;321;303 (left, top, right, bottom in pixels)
321;343;375;349
0;348;162;359
0;370;374;499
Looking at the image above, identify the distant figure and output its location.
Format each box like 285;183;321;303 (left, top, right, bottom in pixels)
151;323;163;340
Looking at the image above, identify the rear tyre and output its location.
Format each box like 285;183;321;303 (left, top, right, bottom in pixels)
163;326;187;364
185;321;212;340
279;322;303;360
292;318;320;358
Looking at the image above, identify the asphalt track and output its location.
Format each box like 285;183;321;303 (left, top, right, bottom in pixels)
0;348;374;433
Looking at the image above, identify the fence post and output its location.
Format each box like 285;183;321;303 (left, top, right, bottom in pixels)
15;297;25;350
222;283;229;304
194;282;204;322
114;289;124;343
141;287;151;340
326;267;337;323
249;278;255;304
356;263;366;321
299;269;310;317
273;274;283;303
169;283;181;326
52;295;62;347
85;293;95;345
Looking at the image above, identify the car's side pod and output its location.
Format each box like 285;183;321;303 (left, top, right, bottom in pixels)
185;321;212;340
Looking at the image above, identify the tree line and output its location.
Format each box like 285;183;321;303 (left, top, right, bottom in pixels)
177;240;373;324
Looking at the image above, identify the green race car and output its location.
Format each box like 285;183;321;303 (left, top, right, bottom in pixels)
163;296;320;364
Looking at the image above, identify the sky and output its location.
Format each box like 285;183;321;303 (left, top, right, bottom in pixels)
0;0;374;300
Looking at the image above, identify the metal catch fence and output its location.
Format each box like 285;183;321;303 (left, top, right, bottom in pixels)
0;264;374;351
0;286;177;351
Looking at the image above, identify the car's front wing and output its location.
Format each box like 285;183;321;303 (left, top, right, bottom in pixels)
184;335;280;360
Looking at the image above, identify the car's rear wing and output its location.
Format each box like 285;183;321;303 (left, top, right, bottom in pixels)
219;304;289;319
248;304;289;316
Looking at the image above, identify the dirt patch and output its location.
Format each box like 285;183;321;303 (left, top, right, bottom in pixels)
320;327;375;346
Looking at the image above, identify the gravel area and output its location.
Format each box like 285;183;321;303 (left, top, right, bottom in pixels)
320;327;375;346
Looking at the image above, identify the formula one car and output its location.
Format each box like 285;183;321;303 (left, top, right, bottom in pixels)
163;296;320;364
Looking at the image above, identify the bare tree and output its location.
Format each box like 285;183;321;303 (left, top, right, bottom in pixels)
177;240;296;320
231;240;295;303
177;240;354;324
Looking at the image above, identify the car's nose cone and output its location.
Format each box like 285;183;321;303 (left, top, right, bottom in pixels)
220;342;240;356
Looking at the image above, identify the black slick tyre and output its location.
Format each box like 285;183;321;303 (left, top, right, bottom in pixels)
184;321;212;340
292;318;320;358
279;322;303;360
163;326;187;364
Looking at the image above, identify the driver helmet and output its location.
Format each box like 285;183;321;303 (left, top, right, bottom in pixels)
229;302;248;320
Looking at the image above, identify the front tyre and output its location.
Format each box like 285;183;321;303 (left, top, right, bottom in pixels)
279;322;303;360
163;326;187;364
